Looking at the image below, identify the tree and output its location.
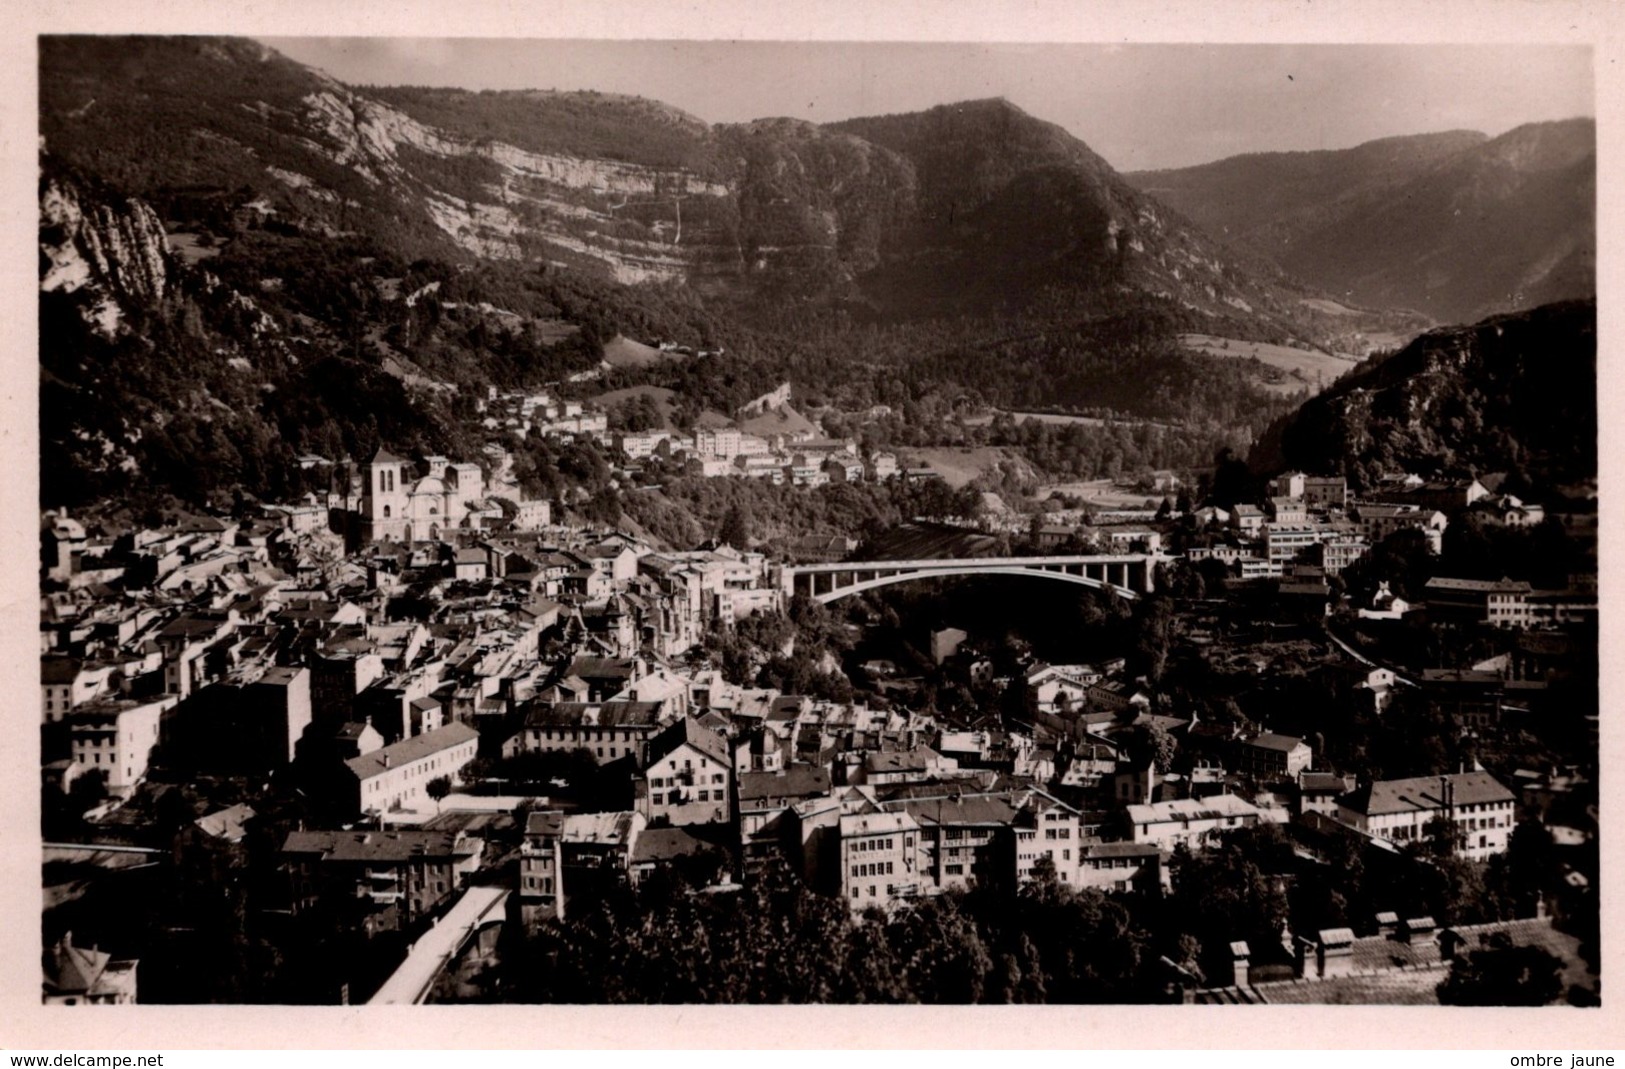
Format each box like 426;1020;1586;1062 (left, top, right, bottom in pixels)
426;776;452;813
1129;721;1177;773
1436;933;1565;1006
719;502;752;550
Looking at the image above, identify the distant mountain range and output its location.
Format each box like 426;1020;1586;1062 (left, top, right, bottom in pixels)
1128;121;1595;324
36;35;1596;512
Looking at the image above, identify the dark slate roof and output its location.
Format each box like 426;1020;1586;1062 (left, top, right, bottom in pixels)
738;766;832;803
41;655;81;684
1340;771;1514;817
887;794;1019;828
648;716;731;767
1247;733;1307;753
523;701;663;728
630;826;713;865
281;828;472;862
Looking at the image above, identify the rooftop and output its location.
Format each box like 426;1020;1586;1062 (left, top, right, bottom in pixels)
1340;771;1514;817
344;722;479;782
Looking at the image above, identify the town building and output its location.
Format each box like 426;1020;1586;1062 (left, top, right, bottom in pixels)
342;721;480;817
838;809;922;909
65;696;172;797
637;717;733;826
1126;794;1262;851
281;828;482;934
1234;733;1313;780
1424;576;1534;628
1335;771;1517;861
42;933;138;1005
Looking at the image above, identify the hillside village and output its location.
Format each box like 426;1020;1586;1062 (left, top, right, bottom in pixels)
41;380;1599;1005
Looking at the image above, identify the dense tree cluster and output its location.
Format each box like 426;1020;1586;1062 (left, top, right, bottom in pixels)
490;859;1159;1004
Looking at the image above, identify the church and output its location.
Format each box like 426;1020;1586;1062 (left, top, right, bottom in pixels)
354;448;488;545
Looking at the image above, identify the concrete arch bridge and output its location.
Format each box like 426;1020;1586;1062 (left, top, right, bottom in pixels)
779;554;1161;604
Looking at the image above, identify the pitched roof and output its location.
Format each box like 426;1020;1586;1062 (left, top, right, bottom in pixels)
1126;794;1260;825
630;826;714;865
43;936;111;996
281;828;472;862
1340;771;1514;817
1247;733;1308;753
41;655;82;684
369;446;403;465
343;722;478;782
648;717;731;766
888;794;1019;828
1425;576;1532;594
738;766;831;803
523;701;663;729
193;803;257;841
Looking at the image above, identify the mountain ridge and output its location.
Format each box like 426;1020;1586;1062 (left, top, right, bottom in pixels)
40;35;1411;348
1127;120;1594;323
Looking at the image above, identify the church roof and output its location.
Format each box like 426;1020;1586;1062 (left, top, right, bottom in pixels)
369;446;404;465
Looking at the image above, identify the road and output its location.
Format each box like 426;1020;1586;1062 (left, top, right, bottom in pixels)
369;884;509;1005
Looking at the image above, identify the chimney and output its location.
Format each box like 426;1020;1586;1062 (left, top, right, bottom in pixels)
382;753;391;768
1375;911;1399;939
1229;940;1251;989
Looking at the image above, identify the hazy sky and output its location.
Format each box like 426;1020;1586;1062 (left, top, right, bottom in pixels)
260;39;1592;171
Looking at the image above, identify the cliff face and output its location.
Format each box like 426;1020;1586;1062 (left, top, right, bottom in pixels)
39;172;170;337
39;37;1374;343
1250;299;1596;489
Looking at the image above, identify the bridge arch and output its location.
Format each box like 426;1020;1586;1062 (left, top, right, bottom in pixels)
806;564;1140;605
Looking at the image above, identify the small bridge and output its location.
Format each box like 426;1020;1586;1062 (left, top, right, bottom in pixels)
780;553;1160;604
370;885;508;1005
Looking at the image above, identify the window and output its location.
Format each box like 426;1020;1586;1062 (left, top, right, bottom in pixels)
885;862;893;875
945;864;963;876
698;790;709;802
713;774;724;784
651;793;663;805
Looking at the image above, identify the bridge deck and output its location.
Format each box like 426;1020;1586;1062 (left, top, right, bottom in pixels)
783;554;1154;574
370;885;508;1005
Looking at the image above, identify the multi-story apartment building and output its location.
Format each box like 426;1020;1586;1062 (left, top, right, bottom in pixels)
1335;771;1516;860
66;696;173;797
1424;576;1534;628
342;721;479;817
636;718;733;826
1125;794;1262;851
839;810;922;909
510;700;666;765
281;828;482;935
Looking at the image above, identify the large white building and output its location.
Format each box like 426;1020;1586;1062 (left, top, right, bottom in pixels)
66;696;174;797
1125;794;1262;851
357;448;486;544
1335;771;1516;860
637;718;733;827
343;721;479;816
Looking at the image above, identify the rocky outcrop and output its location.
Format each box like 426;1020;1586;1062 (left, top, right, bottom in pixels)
40;172;169;336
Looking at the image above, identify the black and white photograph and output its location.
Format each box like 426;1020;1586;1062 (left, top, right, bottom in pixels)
24;0;1614;1040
